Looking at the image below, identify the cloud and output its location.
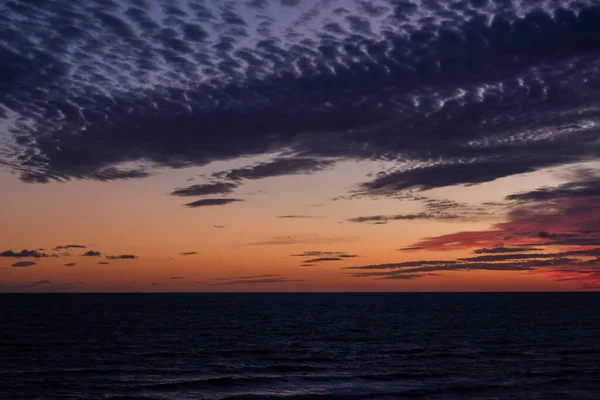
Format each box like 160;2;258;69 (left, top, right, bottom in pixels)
348;197;493;223
97;261;110;265
81;250;102;257
248;235;359;245
354;158;579;197
348;184;600;288
179;252;198;256
166;276;184;280
214;274;280;281
346;257;595;279
507;168;600;202
184;198;243;207
213;157;336;181
277;215;322;219
4;1;600;191
348;212;460;223
214;225;226;228
473;246;541;254
105;254;138;259
1;249;55;258
170;181;238;196
304;257;343;262
64;263;76;267
210;274;305;286
408;194;600;252
291;251;358;257
53;244;86;250
29;280;52;285
398;246;425;251
12;261;36;267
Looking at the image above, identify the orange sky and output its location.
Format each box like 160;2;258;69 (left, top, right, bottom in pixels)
1;160;596;292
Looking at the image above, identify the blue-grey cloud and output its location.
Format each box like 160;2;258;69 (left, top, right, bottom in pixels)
1;249;55;258
184;198;243;207
3;0;599;193
171;181;238;196
507;168;600;202
213;157;336;181
12;261;36;267
210;274;305;285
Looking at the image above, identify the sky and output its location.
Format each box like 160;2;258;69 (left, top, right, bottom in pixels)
1;0;600;292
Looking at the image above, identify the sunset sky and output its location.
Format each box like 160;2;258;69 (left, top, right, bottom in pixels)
2;0;600;291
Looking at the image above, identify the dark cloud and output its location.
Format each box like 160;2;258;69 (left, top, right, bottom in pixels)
305;257;343;263
184;198;243;207
507;168;600;202
2;0;600;204
1;249;55;258
346;257;595;279
179;252;198;256
214;225;226;228
348;197;492;223
473;246;541;254
291;251;357;257
167;276;184;280
213;157;336;181
12;261;36;267
82;250;102;257
398;246;425;251
355;158;579;196
348;212;460;223
105;254;138;259
170;181;238;196
98;261;110;265
291;251;360;265
29;280;52;285
214;274;280;281
210;274;305;285
277;215;322;219
53;244;86;250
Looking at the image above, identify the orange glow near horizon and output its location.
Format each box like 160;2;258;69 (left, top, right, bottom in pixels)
1;161;599;292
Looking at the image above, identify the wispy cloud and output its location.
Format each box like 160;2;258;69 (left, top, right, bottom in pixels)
53;244;86;250
210;274;305;286
171;182;238;197
12;261;36;267
277;215;322;219
105;254;138;260
248;235;359;245
184;198;244;208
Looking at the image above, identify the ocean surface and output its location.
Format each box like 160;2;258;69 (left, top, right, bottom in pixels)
1;293;599;400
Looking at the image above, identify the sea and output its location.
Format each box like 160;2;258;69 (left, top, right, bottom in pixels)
1;293;599;399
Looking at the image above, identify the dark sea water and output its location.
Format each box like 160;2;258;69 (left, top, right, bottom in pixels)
1;293;600;400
